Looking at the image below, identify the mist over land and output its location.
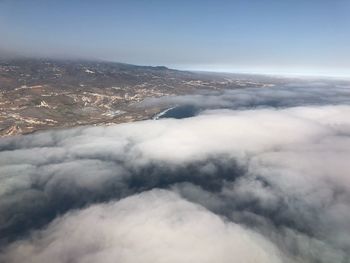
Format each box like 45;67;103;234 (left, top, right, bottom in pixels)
1;75;350;262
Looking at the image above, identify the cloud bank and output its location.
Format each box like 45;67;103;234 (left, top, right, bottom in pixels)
1;190;285;263
143;81;350;111
1;83;350;263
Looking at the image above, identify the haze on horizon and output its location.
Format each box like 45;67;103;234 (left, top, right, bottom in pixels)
1;0;350;77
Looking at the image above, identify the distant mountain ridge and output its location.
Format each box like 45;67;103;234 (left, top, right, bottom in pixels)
0;58;191;91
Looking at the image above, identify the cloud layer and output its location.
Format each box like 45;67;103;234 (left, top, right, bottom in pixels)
1;190;286;263
143;81;350;111
1;83;350;262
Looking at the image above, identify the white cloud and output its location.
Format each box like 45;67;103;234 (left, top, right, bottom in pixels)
1;101;350;262
1;190;285;263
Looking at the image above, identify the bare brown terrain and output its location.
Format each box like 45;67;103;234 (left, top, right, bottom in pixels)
0;58;280;136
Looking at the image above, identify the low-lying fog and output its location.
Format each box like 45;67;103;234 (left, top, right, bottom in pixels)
1;81;350;263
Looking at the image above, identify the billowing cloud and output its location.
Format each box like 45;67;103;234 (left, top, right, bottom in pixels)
1;83;350;262
0;190;285;263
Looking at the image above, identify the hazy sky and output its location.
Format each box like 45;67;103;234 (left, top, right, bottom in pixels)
1;0;349;76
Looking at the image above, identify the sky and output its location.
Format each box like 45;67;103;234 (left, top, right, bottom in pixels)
0;0;350;76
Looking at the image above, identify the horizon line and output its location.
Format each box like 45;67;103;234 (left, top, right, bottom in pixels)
1;55;349;80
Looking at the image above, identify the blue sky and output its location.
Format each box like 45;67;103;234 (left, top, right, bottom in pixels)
1;0;349;76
